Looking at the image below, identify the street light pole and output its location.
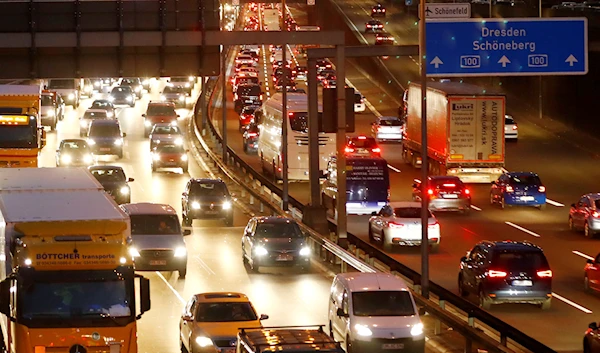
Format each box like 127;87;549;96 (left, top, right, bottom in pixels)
282;44;289;211
221;45;227;164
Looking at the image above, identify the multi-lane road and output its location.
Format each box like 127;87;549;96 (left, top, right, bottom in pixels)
211;3;600;352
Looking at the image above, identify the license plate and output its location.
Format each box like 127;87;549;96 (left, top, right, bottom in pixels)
276;254;293;261
443;194;458;199
382;343;404;349
205;210;219;215
149;260;167;266
100;148;110;152
512;280;533;286
245;100;254;104
520;196;535;201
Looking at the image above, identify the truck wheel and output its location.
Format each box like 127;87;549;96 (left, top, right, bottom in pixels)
182;214;192;227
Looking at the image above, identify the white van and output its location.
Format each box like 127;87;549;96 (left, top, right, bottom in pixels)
328;272;425;353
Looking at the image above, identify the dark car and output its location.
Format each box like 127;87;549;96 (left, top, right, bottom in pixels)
344;135;381;157
412;176;471;213
375;32;395;45
151;144;188;173
109;86;135;107
55;139;94;167
365;19;384;33
241;216;310;273
181;178;233;227
569;193;600;237
490;172;547;209
234;84;262;114
242;122;259;154
584;321;600;353
584;252;600;293
239;105;259;132
372;3;386;16
87;119;126;158
89;165;134;204
90;99;116;119
458;241;552;310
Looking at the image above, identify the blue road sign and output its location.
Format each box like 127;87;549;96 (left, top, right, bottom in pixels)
426;18;588;77
405;0;413;6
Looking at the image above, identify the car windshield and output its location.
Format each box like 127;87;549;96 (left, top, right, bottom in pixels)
41;95;54;106
147;105;175;116
595;199;600;209
121;78;139;85
492;250;549;270
255;222;302;238
238;85;261;96
191;182;228;196
349;138;376;148
48;80;74;89
505;117;515;124
89;124;120;137
354;94;362;104
352;291;415;317
509;174;542;185
84;111;107;119
130;215;180;235
164;86;185;94
62;141;89;150
289;112;323;133
379;118;403;126
236;77;259;86
394;207;431;218
90;168;126;182
153;126;180;135
156;145;184;154
91;101;112;109
195;302;258;322
112;87;131;94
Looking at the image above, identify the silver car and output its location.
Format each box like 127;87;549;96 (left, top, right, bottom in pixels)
505;114;518;140
80;109;109;137
149;123;183;150
569;193;600;237
161;85;188;108
371;116;404;142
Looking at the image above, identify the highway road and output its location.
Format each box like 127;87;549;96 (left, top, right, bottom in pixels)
210;3;600;353
37;78;460;353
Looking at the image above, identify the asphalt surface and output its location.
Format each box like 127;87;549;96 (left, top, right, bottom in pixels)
210;3;600;353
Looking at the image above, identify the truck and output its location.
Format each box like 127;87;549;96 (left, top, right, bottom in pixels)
0;85;46;168
263;9;280;31
40;90;64;131
402;82;505;183
237;326;344;353
46;79;82;108
0;168;151;353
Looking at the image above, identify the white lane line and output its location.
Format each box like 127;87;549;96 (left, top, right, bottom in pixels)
470;205;482;211
573;250;595;261
156;272;186;304
546;199;565;207
504;221;541;237
387;164;401;173
552;292;593;314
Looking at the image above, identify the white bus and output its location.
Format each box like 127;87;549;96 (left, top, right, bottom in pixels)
256;93;336;181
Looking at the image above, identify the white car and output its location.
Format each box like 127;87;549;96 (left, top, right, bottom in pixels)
505;114;518;140
236;54;255;65
354;92;366;113
368;202;440;252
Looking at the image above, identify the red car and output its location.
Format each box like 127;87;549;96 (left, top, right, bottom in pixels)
345;135;381;157
239;105;259;132
142;101;179;137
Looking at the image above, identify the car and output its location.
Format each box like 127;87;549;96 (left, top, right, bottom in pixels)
371;115;405;142
458;240;553;310
55;94;66;121
569;193;600;237
505;114;518;140
89;99;116;119
234;84;263;114
242;123;259;154
41;91;61;130
584;320;600;353
272;60;292;71
274;77;297;91
412;176;471;213
585;253;600;294
118;77;144;95
239;105;259;132
168;76;195;96
375;32;395;45
120;203;190;278
87;119;126;159
181;178;234;227
368;202;440;252
233;75;260;94
149;123;183;151
240;49;259;60
241;216;311;273
108;86;136;107
80;109;111;137
317;69;336;81
88;165;134;204
143;101;179;137
55;139;94;167
237;67;259;78
315;59;332;72
371;3;386;16
353;92;365;113
365;19;384;33
160;85;188;108
151;144;188;173
293;66;308;81
490;172;546;209
236;54;256;66
179;292;268;353
322;77;337;89
344;135;381;157
80;78;94;98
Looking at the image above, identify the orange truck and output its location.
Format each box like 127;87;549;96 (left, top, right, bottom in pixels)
0;85;46;167
0;168;151;353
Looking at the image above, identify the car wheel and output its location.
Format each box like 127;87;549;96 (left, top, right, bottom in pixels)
461;207;471;215
151;164;157;172
250;257;260;273
346;336;353;353
180;340;189;353
242;247;249;264
585;274;592;293
117;150;123;159
182;214;192;227
243;143;247;153
569;217;575;231
430;243;440;253
479;287;491;310
539;298;551;310
328;321;334;338
383;239;392;252
537;203;546;210
50;120;56;131
182;164;189;173
80;131;85;137
178;267;187;279
585;222;594;238
458;274;469;297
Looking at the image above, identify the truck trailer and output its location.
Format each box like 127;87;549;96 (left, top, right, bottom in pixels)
402;82;505;183
0;168;150;353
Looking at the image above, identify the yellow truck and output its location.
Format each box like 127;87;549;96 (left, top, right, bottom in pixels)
0;85;46;167
0;168;151;353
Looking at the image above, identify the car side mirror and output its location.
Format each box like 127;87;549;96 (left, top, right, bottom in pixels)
418;307;426;316
182;192;187;197
336;308;347;317
122;133;127;137
460;256;467;263
259;314;269;320
182;313;193;321
590;322;599;330
588;259;594;264
128;178;134;182
183;229;192;236
177;115;181;118
142;114;146;117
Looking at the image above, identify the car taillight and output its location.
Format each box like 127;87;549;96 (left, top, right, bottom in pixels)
506;185;514;193
464;189;470;195
344;146;354;153
593;211;600;218
427;189;434;195
512;125;518;130
388;222;404;228
537;270;552;278
443;183;456;187
372;147;381;153
538;186;546;192
487;270;507;278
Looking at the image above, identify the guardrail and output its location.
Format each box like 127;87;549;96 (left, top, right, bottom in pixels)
189;52;557;353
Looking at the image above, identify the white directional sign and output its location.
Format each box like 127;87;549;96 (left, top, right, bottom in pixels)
425;3;471;19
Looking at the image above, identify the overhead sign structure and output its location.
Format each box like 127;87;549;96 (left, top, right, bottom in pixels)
425;3;471;19
426;18;588;77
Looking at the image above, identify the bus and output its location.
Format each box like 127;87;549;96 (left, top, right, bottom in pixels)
255;92;335;181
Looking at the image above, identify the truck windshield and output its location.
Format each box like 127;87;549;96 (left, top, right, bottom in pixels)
0;125;36;148
346;159;389;202
21;280;132;320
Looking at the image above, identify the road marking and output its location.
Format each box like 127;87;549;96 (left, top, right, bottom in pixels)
573;250;595;261
552;292;593;314
387;164;401;173
504;221;541;237
470;205;482;211
546;199;564;207
156;271;186;304
460;226;479;236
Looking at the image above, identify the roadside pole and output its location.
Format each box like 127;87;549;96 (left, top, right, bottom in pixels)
419;0;430;299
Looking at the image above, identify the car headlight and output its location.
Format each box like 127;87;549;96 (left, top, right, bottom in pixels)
174;138;183;145
83;155;93;164
191;201;201;210
188;76;195;82
106;112;114;118
152;153;160;161
179;95;185;101
144;120;151;127
114;138;123;146
174;247;187;257
120;186;129;195
135;86;142;92
254;246;268;256
47;110;55;117
94;81;101;87
185;83;190;88
126;96;133;102
355;324;372;337
410;323;424;337
129;248;140;257
195;336;213;348
222;201;232;210
60;155;72;164
108;96;115;102
160;95;166;101
68;93;75;100
170;120;178;126
87;139;96;145
181;154;188;161
299;246;311;256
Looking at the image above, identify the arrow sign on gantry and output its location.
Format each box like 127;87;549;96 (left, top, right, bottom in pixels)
498;55;511;68
430;56;443;68
565;54;578;67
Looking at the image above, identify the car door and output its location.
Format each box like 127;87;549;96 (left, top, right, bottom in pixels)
589;253;600;292
462;246;485;290
573;196;588;228
181;181;191;215
180;297;196;348
243;219;256;259
335;289;350;343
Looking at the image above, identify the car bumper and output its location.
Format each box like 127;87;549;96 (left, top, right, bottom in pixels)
384;228;441;246
429;198;471;212
112;98;134;104
134;256;187;271
353;337;424;353
92;145;122;155
254;254;310;267
188;208;231;219
505;194;546;206
354;103;366;112
486;289;551;304
154;160;187;168
244;141;258;151
375;132;403;142
505;131;518;139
